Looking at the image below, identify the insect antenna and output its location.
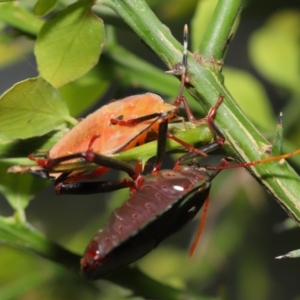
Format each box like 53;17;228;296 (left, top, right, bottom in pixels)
205;148;300;170
177;24;188;100
166;24;188;101
151;113;169;173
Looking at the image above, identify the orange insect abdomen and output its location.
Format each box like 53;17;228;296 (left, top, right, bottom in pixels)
49;93;176;159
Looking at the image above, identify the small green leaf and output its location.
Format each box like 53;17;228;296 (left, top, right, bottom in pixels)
34;0;59;16
0;77;75;139
223;67;275;132
0;2;43;35
35;0;105;87
249;10;300;93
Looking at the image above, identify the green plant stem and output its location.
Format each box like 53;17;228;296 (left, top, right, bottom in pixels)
199;0;241;60
114;123;214;163
0;216;80;272
100;0;300;224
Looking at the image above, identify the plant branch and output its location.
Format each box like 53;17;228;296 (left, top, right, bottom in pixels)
198;0;241;61
0;216;80;271
100;0;300;223
0;215;211;299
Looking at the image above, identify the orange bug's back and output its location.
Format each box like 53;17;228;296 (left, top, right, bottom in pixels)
49;93;176;159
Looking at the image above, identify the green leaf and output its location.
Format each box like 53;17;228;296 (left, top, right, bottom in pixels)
0;77;76;139
223;67;275;132
34;0;60;16
35;0;105;87
0;2;43;35
249;10;300;93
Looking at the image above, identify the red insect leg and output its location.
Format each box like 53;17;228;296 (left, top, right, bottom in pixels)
189;195;210;257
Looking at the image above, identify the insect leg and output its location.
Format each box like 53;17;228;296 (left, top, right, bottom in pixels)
151;113;169;173
49;152;139;195
167;25;225;151
189;195;210;257
55;178;135;195
175;141;221;164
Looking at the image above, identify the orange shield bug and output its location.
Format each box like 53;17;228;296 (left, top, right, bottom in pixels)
8;25;225;194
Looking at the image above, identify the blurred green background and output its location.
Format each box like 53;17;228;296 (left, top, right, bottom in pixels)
0;0;300;299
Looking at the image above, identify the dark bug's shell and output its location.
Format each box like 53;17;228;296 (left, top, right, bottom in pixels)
81;166;210;280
